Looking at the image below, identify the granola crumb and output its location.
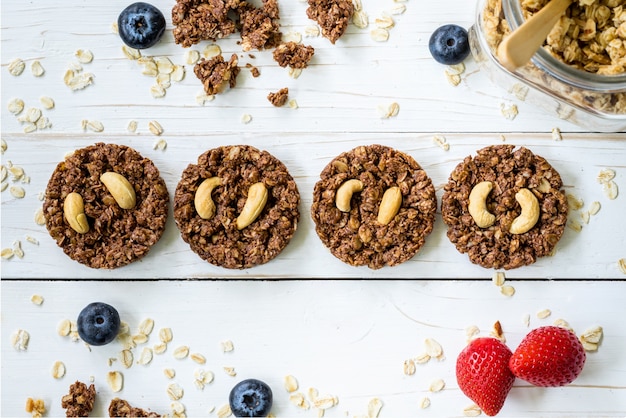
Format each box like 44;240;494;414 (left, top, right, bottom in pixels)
61;381;96;417
273;42;315;69
109;398;161;417
267;88;289;107
25;398;46;418
194;54;240;95
306;0;354;44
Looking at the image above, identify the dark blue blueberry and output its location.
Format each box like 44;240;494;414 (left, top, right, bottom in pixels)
77;302;121;346
229;379;273;417
428;24;470;65
118;2;166;50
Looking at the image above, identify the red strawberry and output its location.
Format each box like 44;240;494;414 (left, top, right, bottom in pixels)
456;337;515;416
509;325;586;387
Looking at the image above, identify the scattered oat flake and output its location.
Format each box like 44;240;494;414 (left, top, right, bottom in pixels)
551;127;563;141
419;397;430;409
403;359;416;375
1;138;7;153
567;219;583;232
500;284;515;297
85;120;104;132
217;403;232;418
429;378;445;392
465;325;480;340
378;102;399;118
173;345;189;359
8;98;25;115
284;375;299;392
154;138;167;151
191;353;206;364
127;120;138;133
566;193;584;211
51;361;66;379
597;168;616;184
122;45;141;60
171;65;185;82
432;135;449;151
57;319;71;337
148;120;163;136
164;368;176;379
120;349;133;368
107;371;123;392
11;329;30;350
223;366;236;376
159;327;173;343
522;314;531;327
30;294;44;305
500;103;519;120
618;258;626;274
186;49;201;65
289;392;309;409
34;208;46;225
367;398;383;418
68;72;95;90
10;186;26;199
603;180;618;200
492;271;505;286
138;347;153;365
203;44;222;58
167;383;184;400
151;84;166;98
390;3;407;14
39;96;55;110
536;309;552;319
137;318;155;336
370;27;389;42
424;338;443;359
171;401;186;414
8;58;26;76
305;25;321;37
241;114;252;124
580;325;603;345
75;49;94;64
352;10;369;29
463;403;482;416
445;71;461;86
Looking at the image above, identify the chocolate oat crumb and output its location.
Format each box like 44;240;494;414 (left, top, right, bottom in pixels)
268;88;289;107
194;53;240;95
273;42;315;69
108;398;161;418
246;63;260;77
172;0;243;47
61;381;96;417
239;0;282;52
306;0;354;44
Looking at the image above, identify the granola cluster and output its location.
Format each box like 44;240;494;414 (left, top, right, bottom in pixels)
61;381;96;417
482;0;626;115
108;398;161;417
272;42;316;69
306;0;355;44
194;53;241;95
267;87;289;106
172;0;281;48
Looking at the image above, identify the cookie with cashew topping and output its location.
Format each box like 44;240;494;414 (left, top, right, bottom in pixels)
174;145;300;269
43;143;169;268
441;145;568;270
311;144;437;269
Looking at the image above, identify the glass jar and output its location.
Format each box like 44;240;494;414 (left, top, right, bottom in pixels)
469;0;626;132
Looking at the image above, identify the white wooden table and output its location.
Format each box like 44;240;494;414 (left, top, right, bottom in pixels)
1;0;625;416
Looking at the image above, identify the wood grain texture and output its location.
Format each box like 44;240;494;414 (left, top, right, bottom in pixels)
2;280;625;417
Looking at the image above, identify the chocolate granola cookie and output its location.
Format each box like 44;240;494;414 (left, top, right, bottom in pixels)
43;143;169;269
311;145;437;269
174;145;300;269
441;145;568;270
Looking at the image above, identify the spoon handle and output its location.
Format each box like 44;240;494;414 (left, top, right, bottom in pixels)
496;0;572;72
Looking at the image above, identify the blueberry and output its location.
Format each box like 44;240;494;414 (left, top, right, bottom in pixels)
229;379;273;417
428;24;470;65
77;302;121;346
118;2;166;49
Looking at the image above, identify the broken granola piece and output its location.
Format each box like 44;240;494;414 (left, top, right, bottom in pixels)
273;42;315;69
108;398;161;417
61;381;96;417
172;0;243;47
194;53;240;95
25;398;46;418
239;0;282;51
268;88;289;107
306;0;354;44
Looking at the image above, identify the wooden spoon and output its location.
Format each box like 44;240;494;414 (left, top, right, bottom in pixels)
496;0;573;72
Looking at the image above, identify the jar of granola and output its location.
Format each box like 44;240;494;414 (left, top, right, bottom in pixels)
469;0;626;132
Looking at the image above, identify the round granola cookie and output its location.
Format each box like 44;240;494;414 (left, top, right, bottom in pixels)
441;144;569;270
311;144;437;269
174;145;300;269
43;143;169;269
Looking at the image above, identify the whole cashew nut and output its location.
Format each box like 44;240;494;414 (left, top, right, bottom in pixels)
468;181;496;228
335;179;363;212
509;188;540;234
100;172;136;209
236;182;268;230
377;186;402;225
64;192;90;234
194;177;222;219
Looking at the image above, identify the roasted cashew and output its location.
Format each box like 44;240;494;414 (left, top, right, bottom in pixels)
468;181;496;228
194;177;222;219
509;188;540;234
236;182;268;230
377;186;402;225
64;192;89;234
335;179;363;212
100;172;136;209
